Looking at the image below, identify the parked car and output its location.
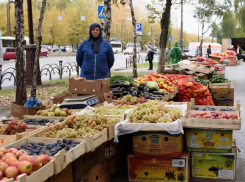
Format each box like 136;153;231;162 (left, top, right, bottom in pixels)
52;46;59;52
124;47;133;55
2;47;16;60
40;48;49;57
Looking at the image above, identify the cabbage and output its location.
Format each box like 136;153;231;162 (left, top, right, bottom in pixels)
146;81;159;90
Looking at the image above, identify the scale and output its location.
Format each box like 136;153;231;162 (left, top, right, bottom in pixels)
59;95;99;109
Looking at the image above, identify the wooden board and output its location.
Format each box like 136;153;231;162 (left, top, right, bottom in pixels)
24;115;66;120
209;82;232;88
182;110;241;130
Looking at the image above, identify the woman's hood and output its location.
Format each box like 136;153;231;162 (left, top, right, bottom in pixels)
89;23;103;41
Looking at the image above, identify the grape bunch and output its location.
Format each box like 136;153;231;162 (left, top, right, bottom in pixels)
128;100;183;123
45;115;121;139
3;120;27;135
113;95;148;106
88;105;135;115
22;119;56;126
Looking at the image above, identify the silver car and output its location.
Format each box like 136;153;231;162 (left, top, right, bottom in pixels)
124;47;134;55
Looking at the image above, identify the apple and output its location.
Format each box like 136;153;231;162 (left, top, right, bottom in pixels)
0;162;8;173
16;150;28;159
18;161;32;174
10;161;20;168
5;156;17;165
38;154;50;165
0;148;7;154
2;153;16;161
19;155;33;162
8;148;18;155
1;177;9;181
30;158;42;171
5;166;19;178
0;152;3;160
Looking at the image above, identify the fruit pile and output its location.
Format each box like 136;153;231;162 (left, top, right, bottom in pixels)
205;58;218;64
88;105;135;115
10;139;79;156
0;147;51;180
201;62;223;71
36;106;73;117
195;107;235;111
128;100;183;123
186;111;239;120
178;80;214;105
0;121;27;135
45;115;121;139
22;119;57;126
113;95;148;106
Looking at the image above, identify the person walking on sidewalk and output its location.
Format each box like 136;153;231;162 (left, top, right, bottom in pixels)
147;49;154;70
237;45;242;60
207;45;211;58
76;23;115;80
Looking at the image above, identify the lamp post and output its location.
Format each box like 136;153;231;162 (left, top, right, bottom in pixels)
193;15;199;42
6;0;15;36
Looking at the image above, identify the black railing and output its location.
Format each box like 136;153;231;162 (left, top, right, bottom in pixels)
126;55;146;68
0;61;79;90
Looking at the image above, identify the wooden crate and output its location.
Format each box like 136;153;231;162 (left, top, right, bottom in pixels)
3;137;85;175
29;127;107;153
24;115;66;120
209;82;232;88
182;110;241;130
189;98;240;115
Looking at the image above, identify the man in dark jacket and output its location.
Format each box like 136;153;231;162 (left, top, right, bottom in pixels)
237;45;242;60
207;45;211;58
76;23;115;80
147;49;154;70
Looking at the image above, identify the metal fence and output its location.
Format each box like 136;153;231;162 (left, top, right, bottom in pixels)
126;55;146;68
0;61;79;90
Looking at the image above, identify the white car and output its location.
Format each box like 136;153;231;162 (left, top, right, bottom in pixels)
124;47;139;55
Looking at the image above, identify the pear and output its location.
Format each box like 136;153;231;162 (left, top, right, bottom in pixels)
48;112;55;116
55;108;61;116
41;111;48;116
52;105;60;111
60;111;67;117
36;110;42;115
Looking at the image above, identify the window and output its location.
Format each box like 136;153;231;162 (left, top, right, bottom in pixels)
11;49;16;52
6;49;11;53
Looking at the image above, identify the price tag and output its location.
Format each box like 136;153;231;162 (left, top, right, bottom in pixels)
218;170;233;178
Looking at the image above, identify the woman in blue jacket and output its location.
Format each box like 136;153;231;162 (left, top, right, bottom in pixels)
76;23;115;80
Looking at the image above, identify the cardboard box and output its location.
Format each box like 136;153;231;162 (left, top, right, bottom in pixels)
69;77;110;94
128;152;190;182
11;102;46;118
214;101;234;106
192;151;236;179
105;136;128;159
210;87;234;103
80;161;111;182
185;128;232;153
49;163;73;182
52;91;77;104
96;92;113;103
133;131;183;158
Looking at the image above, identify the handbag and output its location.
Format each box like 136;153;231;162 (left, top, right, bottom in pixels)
145;55;149;62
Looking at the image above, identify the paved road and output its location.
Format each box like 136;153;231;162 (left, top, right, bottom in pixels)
0;52;158;88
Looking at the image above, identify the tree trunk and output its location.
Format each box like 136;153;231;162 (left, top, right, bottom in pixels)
129;0;137;78
157;0;172;73
15;0;27;105
103;0;112;42
30;0;47;98
199;23;204;56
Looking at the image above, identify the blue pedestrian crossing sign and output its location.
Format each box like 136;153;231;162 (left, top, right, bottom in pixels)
169;35;173;41
98;6;105;19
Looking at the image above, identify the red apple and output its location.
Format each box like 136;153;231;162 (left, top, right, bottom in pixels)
0;162;8;173
30;158;42;171
0;148;7;154
7;148;18;155
5;156;17;165
5;166;19;178
10;161;20;168
0;152;3;160
19;155;33;162
38;154;50;165
2;153;16;161
16;150;28;159
1;177;9;181
18;161;32;173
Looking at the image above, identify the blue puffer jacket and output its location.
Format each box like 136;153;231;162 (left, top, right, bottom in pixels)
76;23;115;80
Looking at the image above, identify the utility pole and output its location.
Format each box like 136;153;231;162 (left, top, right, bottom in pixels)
180;0;183;50
7;0;11;36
